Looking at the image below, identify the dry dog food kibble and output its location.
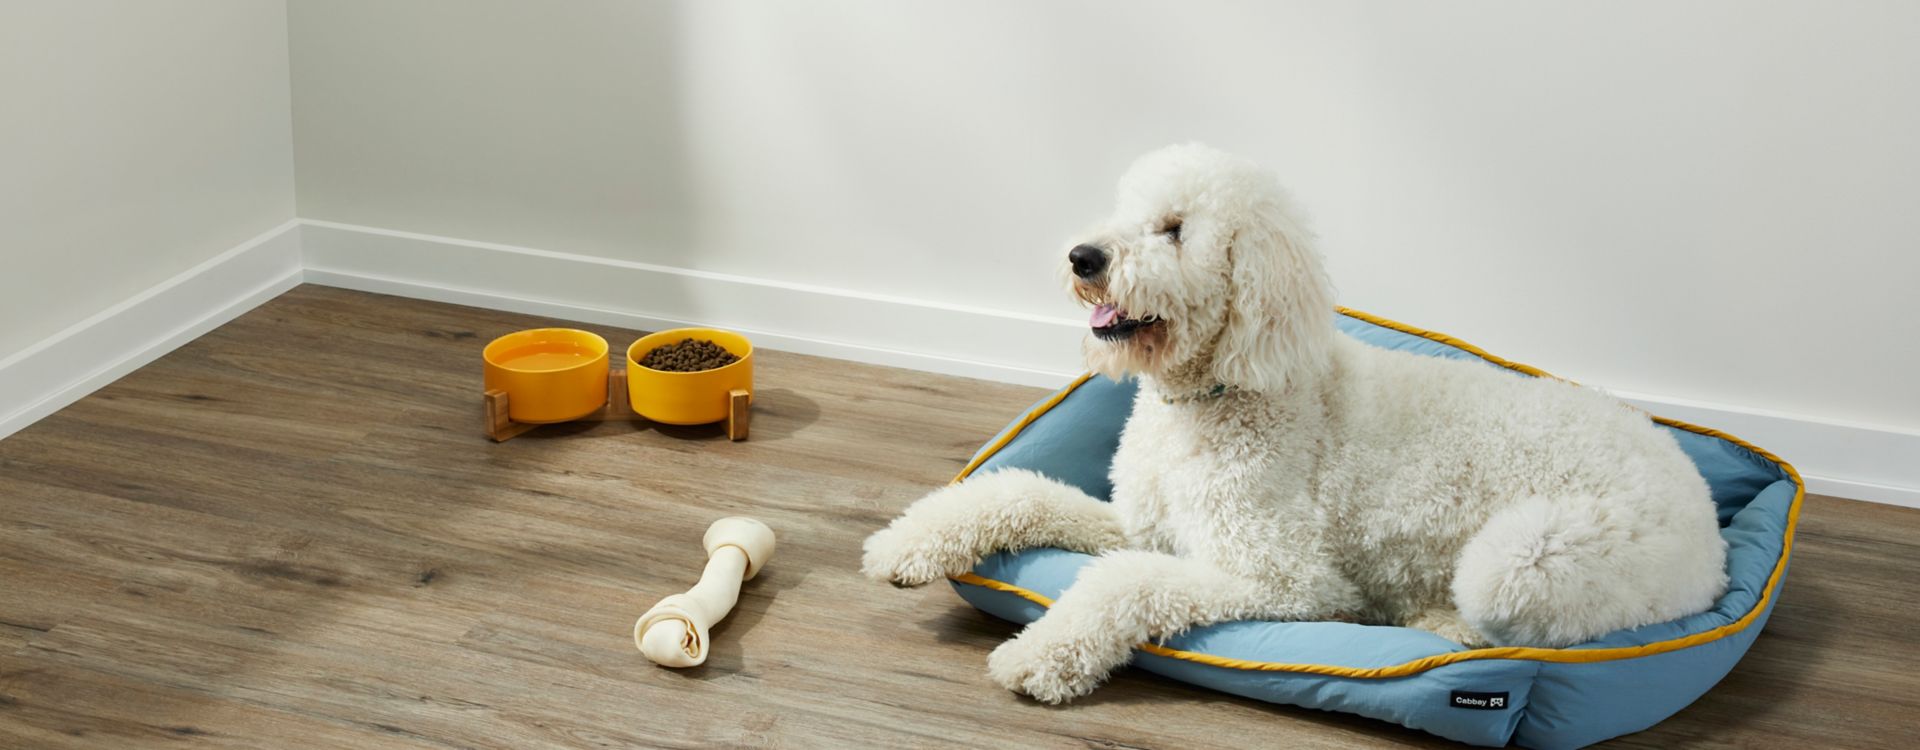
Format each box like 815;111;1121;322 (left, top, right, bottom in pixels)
639;338;740;372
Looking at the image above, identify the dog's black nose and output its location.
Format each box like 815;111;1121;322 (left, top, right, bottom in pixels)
1069;244;1109;279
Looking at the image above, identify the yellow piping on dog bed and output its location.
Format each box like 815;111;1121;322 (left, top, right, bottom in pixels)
948;308;1805;679
952;372;1096;483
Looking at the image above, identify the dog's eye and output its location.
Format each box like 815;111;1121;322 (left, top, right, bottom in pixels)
1161;218;1183;243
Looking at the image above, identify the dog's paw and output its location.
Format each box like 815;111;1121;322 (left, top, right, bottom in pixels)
1406;609;1492;648
860;526;968;587
986;632;1106;704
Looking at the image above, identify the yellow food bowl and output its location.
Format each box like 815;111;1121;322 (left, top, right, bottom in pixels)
482;328;610;423
626;328;753;425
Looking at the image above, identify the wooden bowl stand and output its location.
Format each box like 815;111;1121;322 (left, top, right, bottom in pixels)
486;370;750;442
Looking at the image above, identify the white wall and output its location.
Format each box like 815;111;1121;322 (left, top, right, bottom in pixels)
287;0;1919;434
0;1;1903;499
0;1;296;357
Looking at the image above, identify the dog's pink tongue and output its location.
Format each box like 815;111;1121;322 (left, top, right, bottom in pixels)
1090;304;1121;328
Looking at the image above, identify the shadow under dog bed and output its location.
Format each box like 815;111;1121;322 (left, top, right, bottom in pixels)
948;308;1802;749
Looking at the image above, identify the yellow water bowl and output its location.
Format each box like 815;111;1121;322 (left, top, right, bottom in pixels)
627;328;753;425
482;328;610;423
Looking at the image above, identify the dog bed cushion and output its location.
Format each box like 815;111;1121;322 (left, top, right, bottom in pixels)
948;308;1802;750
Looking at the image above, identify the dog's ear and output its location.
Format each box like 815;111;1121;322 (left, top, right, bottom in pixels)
1212;201;1335;394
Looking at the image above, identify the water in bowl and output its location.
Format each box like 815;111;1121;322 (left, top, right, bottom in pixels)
495;342;599;371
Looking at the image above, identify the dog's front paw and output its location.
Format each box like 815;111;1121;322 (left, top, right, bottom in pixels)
986;631;1106;704
860;525;969;587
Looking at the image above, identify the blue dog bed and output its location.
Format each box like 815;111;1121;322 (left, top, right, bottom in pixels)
948;309;1802;749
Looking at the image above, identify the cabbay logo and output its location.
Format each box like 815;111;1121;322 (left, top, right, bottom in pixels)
1449;690;1509;710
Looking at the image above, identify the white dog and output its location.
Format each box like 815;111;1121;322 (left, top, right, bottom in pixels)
863;144;1728;704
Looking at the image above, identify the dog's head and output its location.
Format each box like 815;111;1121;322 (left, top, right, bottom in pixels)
1065;143;1334;394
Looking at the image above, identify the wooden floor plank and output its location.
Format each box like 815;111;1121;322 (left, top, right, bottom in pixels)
0;652;449;750
0;284;1915;748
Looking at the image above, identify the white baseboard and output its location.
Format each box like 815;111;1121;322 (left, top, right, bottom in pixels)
4;216;1913;509
0;220;304;440
1614;391;1920;509
297;219;1087;389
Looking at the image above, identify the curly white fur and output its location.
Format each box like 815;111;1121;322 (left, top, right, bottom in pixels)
864;144;1728;703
